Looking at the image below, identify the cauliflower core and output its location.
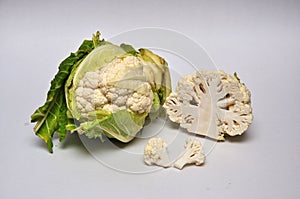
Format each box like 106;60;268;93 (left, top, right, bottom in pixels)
173;138;205;170
75;56;153;116
163;70;253;140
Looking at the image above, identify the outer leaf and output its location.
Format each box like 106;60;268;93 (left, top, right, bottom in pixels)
65;118;77;131
31;33;101;152
76;110;147;143
120;43;138;56
30;53;80;122
31;42;94;122
33;89;64;153
57;94;69;142
139;48;172;104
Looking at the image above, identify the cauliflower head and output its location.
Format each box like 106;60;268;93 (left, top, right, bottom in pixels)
30;32;171;152
163;70;253;140
75;56;154;116
65;42;171;143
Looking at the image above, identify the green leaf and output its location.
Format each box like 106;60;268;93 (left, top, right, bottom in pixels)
33;89;64;153
31;40;95;123
31;53;79;122
92;31;106;48
31;32;102;152
75;109;147;143
57;94;70;142
66;118;77;132
120;43;138;56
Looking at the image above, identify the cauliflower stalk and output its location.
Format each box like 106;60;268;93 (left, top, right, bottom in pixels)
144;137;171;168
163;70;253;140
31;32;171;152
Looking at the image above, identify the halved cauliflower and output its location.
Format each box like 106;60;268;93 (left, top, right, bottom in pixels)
163;70;253;140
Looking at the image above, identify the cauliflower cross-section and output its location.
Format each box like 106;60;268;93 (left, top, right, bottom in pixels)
163;70;253;140
173;138;205;170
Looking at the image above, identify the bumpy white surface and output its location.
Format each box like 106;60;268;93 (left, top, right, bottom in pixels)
75;56;153;116
144;137;171;168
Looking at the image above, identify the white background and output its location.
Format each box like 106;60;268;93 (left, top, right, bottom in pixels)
1;0;299;198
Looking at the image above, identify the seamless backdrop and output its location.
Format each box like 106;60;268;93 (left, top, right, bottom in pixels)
0;0;299;198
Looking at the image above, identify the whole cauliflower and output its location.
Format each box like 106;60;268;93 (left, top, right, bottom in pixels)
65;36;171;143
30;31;171;153
163;70;253;140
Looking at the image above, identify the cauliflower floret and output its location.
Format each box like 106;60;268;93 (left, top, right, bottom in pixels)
127;83;153;114
162;92;183;123
144;137;171;168
173;138;205;170
93;89;108;108
163;70;253;140
82;71;101;89
74;55;154;116
99;56;144;87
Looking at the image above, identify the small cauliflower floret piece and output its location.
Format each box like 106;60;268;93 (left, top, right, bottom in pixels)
144;137;171;168
163;70;253;140
173;138;205;170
